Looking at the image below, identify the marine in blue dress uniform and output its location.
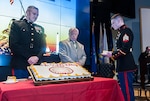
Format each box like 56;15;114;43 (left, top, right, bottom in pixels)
110;14;137;101
9;6;46;79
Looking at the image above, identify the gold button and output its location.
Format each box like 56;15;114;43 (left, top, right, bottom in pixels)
22;29;26;31
31;38;34;41
31;33;34;35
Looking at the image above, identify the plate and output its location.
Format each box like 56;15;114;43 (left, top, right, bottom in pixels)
17;78;27;81
3;80;18;84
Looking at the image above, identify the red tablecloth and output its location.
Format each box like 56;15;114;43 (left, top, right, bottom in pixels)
0;77;124;101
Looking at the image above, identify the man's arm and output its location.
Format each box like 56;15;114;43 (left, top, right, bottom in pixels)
77;45;86;66
59;41;74;63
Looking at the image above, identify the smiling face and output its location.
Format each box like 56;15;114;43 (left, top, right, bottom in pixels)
26;6;39;23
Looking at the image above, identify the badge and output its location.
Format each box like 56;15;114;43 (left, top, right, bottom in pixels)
123;34;129;43
34;26;42;34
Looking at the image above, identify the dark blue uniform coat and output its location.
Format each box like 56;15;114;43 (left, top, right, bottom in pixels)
9;19;46;70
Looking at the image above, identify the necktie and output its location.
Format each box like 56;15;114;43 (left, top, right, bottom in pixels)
72;41;77;49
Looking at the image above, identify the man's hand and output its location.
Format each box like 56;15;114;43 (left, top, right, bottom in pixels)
101;50;112;57
76;62;82;66
28;56;39;65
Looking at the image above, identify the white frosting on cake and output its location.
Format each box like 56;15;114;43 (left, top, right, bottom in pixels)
30;63;91;81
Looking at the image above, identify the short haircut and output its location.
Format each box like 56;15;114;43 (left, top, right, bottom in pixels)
69;28;79;35
146;46;150;50
26;5;38;12
111;13;123;20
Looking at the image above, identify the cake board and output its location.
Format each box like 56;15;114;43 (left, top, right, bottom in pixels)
27;66;94;86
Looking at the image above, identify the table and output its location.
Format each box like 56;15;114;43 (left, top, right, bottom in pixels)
0;77;124;101
0;54;60;81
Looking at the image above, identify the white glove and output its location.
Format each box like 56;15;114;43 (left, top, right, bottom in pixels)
101;50;112;57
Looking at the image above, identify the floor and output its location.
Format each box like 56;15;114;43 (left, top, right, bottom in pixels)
134;89;150;101
114;75;149;101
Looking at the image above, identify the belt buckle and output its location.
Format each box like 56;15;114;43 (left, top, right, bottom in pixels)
30;43;33;48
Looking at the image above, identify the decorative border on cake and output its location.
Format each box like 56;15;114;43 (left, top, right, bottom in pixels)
27;63;93;86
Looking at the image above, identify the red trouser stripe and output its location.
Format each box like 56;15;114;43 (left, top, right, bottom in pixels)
124;72;130;101
11;68;14;75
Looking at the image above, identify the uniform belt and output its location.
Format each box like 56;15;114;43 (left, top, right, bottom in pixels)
30;43;33;48
117;48;133;52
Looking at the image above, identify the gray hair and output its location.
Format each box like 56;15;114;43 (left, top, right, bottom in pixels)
68;27;79;35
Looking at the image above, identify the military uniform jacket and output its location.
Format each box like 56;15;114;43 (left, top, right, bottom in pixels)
9;19;46;69
112;25;137;72
138;52;150;71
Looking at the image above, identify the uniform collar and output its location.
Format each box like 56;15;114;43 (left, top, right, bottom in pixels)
69;39;77;43
24;19;33;24
119;25;127;30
